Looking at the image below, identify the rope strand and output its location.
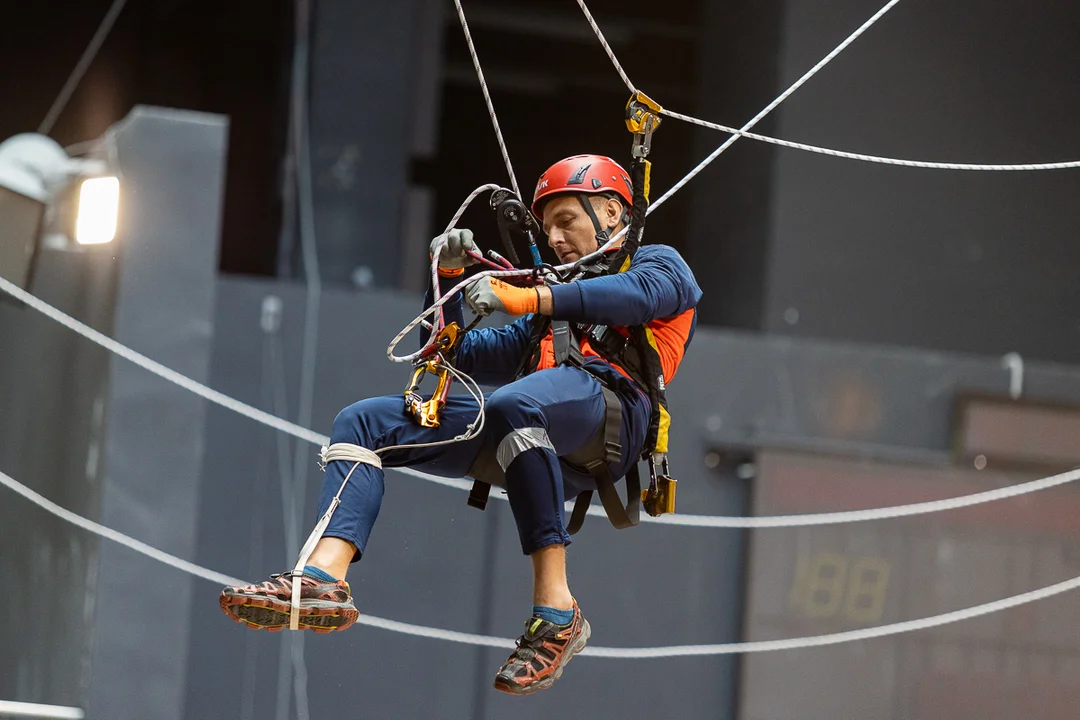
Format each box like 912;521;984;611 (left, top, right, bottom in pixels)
452;0;522;200
574;0;1080;172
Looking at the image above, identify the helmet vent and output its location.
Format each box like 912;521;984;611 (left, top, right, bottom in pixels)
566;164;592;185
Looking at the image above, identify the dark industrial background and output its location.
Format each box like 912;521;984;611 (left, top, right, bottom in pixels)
3;0;1080;718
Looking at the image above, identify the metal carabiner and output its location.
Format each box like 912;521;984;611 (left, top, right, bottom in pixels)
404;323;460;427
642;452;677;517
625;91;663;159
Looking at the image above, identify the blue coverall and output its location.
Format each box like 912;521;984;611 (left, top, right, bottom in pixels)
316;244;702;556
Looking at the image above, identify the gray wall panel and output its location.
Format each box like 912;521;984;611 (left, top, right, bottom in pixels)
0;248;116;711
87;108;226;720
764;0;1080;363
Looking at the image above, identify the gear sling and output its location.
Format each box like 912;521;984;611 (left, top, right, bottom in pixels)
466;92;677;533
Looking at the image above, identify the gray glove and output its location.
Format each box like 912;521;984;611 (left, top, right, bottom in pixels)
430;228;479;270
465;276;504;316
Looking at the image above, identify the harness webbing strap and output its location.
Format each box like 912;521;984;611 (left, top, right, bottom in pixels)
551;321;572;366
468;154;665;533
565;383;635;534
467;481;490;510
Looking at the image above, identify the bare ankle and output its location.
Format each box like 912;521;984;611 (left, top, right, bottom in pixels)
530;544;573;609
306;537;357;581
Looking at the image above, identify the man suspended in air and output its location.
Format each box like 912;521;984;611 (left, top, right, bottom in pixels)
219;154;701;695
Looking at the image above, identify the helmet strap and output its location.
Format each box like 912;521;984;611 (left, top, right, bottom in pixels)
577;194;610;250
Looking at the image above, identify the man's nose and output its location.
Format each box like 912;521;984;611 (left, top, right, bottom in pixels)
547;229;563;247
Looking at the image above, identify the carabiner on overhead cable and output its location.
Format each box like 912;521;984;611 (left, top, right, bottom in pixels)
490;187;542;267
625;91;663;159
404;322;461;428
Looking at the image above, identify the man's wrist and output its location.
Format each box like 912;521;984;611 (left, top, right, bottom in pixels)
536;286;554;315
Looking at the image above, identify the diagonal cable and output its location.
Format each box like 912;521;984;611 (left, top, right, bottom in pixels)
39;0;130;135
6;273;1080;529
574;0;636;94
576;0;1080;171
452;0;522;200
646;0;903;216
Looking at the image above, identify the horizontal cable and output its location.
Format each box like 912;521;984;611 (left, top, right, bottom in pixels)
4;465;1079;657
663;109;1080;171
576;0;1080;172
4;275;1078;528
0;276;326;447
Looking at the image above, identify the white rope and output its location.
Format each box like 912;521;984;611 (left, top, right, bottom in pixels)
643;465;1080;528
662;109;1080;171
451;0;522;200
386;183;501;361
646;0;904;217
38;0;129;135
6;274;1080;528
5;464;1080;657
583;572;1080;658
573;0;636;94
0;276;328;447
0;467;245;588
320;443;382;468
575;0;1080;172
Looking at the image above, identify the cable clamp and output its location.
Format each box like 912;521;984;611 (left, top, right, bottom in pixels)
626;91;663;158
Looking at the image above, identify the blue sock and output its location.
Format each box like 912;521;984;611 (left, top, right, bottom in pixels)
532;605;574;626
303;565;339;583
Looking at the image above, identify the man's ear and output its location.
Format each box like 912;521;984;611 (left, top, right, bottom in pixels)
606;197;623;229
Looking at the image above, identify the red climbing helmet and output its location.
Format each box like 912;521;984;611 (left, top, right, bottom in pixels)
531;154;633;222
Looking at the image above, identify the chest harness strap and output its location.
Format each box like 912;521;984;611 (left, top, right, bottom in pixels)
467;93;675;534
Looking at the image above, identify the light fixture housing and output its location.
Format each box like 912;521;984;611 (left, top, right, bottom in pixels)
0;133;120;291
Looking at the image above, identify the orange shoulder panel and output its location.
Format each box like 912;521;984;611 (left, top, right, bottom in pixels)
647;308;695;383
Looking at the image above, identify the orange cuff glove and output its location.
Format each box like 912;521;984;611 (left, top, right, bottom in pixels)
465;277;539;316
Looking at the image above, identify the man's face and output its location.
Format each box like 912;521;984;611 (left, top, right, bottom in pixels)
541;195;623;264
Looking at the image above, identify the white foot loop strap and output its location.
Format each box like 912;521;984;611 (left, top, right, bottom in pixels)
289;443;383;630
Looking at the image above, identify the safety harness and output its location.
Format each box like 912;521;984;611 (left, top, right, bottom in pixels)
467;92;677;533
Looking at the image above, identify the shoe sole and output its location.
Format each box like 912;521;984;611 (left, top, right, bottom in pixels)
219;592;359;633
493;618;591;695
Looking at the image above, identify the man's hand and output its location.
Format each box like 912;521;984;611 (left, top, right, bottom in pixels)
430;229;479;273
466;277;540;317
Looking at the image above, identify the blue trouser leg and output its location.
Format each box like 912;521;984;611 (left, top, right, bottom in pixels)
486;367;619;553
317;365;649;558
317;394;486;558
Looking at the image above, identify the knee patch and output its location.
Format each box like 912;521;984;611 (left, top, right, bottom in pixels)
496;427;555;472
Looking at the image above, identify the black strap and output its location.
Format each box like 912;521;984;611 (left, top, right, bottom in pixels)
551;321;572;366
564;383;638;534
566;490;592;535
467;481;489;511
576;194;611;245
